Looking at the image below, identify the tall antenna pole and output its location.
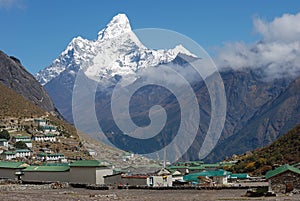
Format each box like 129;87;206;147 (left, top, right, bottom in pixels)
163;145;166;168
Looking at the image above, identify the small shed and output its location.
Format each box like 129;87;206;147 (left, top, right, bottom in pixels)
69;160;113;185
22;165;70;183
266;164;300;194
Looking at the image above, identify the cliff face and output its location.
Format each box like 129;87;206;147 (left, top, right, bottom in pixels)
0;50;56;113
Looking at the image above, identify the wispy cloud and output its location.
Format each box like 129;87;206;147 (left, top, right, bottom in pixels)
0;0;25;10
216;12;300;79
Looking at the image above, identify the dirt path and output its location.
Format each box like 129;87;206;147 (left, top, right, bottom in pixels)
0;187;299;201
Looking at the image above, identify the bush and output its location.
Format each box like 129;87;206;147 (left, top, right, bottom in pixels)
15;141;28;149
0;129;10;140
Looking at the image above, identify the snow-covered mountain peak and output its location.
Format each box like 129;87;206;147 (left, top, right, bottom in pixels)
35;13;198;85
97;13;131;41
168;44;196;58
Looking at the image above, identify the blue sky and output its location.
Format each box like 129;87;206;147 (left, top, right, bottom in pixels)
1;0;300;74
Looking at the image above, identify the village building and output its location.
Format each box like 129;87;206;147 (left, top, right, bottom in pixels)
34;118;46;127
183;169;231;186
23;140;32;148
12;135;31;143
41;125;57;133
169;169;184;182
69;160;113;185
228;173;250;182
87;149;96;156
147;168;173;187
0;139;8;147
167;165;190;175
122;175;148;186
3;151;16;160
37;153;65;161
0;161;27;180
33;134;56;142
39;148;52;153
104;172;123;186
15;149;31;158
266;164;300;194
22;165;70;183
2;149;31;160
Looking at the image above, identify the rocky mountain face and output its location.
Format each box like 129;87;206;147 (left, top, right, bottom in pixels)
35;13;300;162
206;76;300;161
0;50;56;113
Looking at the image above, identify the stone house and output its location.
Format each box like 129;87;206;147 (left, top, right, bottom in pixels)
266;164;300;194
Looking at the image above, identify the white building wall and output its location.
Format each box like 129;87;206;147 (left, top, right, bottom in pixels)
147;175;172;187
95;168;113;184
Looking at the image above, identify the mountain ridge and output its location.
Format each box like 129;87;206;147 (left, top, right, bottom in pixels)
0;50;56;113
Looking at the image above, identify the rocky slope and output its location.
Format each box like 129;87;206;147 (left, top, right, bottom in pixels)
0;51;55;113
204;70;298;162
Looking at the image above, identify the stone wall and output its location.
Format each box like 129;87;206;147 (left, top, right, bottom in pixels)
270;171;300;193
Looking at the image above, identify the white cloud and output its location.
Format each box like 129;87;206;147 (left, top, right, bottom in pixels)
216;12;300;79
0;0;24;9
254;13;300;43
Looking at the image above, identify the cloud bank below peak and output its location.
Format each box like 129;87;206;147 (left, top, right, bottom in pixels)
216;12;300;80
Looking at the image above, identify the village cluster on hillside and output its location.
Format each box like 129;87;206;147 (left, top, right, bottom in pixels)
0;117;299;196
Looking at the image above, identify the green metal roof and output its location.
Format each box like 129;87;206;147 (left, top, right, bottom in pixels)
266;164;300;179
70;160;109;167
0;138;7;142
229;173;249;179
167;165;188;169
15;149;31;152
0;161;25;169
24;165;69;172
45;134;56;137
183;170;231;182
13;136;30;139
42;126;56;129
201;164;220;168
188;166;205;170
4;151;16;155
